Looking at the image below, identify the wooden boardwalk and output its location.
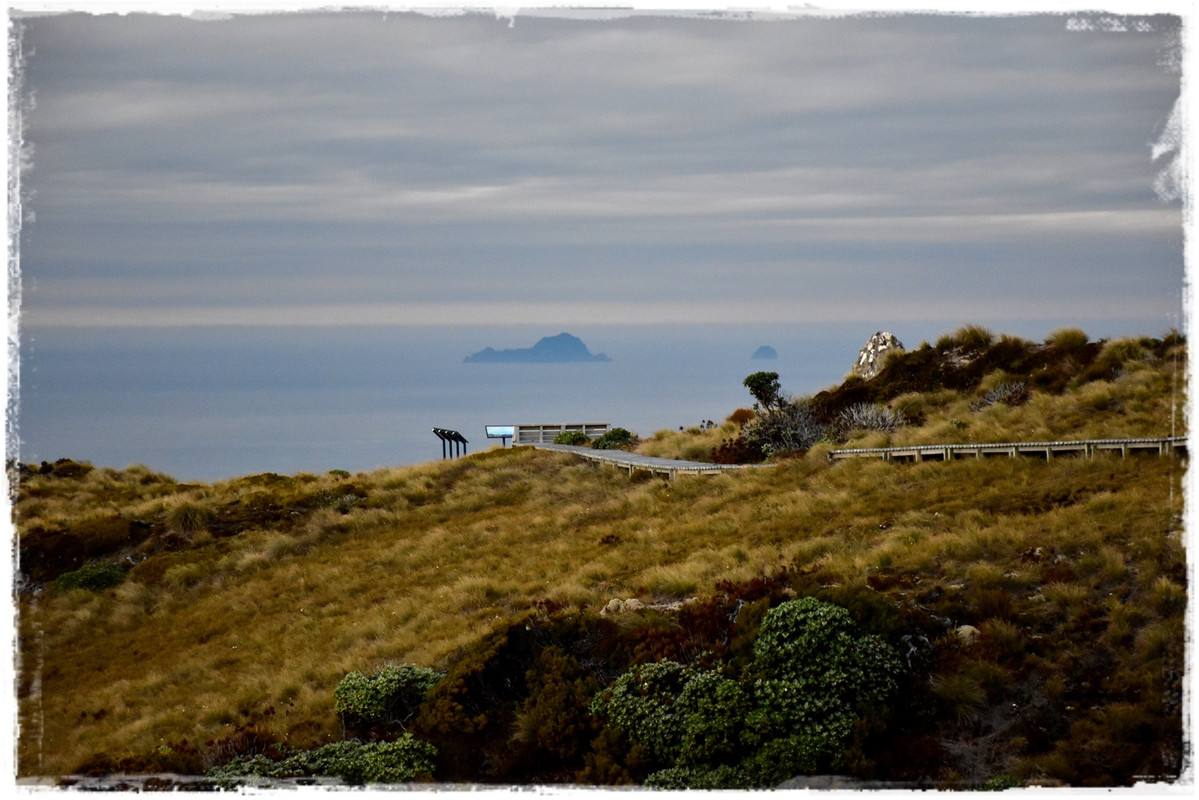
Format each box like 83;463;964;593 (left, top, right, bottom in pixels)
530;443;753;478
532;435;1186;478
828;435;1187;463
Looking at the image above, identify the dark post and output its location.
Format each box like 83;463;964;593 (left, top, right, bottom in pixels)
433;428;468;459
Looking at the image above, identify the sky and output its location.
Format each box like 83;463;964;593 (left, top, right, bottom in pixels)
7;2;1189;335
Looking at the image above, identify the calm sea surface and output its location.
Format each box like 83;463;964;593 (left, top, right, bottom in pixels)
12;321;970;482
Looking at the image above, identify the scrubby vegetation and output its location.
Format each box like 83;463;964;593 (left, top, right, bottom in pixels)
11;328;1187;787
591;427;637;451
699;327;1184;463
553;430;591;446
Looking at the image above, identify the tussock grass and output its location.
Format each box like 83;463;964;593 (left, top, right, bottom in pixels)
12;334;1186;783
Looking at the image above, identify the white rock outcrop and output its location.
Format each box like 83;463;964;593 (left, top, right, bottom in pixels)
852;331;905;380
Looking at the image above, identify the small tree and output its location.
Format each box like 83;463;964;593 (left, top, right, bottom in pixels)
743;372;784;411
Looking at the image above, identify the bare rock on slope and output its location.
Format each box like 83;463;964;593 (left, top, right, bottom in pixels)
852;331;905;380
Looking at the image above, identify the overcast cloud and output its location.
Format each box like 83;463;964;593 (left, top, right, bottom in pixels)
11;6;1186;331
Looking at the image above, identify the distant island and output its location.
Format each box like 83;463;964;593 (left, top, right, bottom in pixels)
464;332;612;363
752;345;778;360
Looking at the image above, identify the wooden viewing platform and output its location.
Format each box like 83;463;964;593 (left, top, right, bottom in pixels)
828;436;1187;463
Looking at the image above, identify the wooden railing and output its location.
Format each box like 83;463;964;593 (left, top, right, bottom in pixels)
531;436;1186;479
828;436;1187;463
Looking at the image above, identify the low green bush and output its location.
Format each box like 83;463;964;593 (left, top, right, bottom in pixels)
207;735;437;786
335;664;442;736
589;597;903;788
553;430;591;446
592;428;636;450
53;561;128;594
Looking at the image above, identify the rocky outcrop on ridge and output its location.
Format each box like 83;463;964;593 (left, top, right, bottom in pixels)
852;331;905;380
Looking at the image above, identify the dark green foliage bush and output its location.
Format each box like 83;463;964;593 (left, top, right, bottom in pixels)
589;597;903;788
588;661;700;763
645;763;754;789
207;735;437;786
511;646;600;770
53;560;128;594
405;598;776;784
592;428;636;450
553;430;591;446
335;664;442;738
412;612;619;782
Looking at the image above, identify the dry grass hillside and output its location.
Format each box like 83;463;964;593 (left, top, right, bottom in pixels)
11;328;1188;787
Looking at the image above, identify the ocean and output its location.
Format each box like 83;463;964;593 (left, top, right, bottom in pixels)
10;318;1138;483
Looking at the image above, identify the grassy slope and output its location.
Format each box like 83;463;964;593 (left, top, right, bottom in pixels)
13;333;1188;783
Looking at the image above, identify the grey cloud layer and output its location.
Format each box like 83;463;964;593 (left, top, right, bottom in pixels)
16;10;1183;327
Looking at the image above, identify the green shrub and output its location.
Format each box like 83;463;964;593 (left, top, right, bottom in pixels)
335;664;442;735
590;597;903;788
53;561;128;594
553;430;591;446
674;670;753;767
592;428;636;450
645;763;753;789
208;735;437;786
741;597;902;781
981;774;1021;791
589;661;699;764
752;598;898;694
